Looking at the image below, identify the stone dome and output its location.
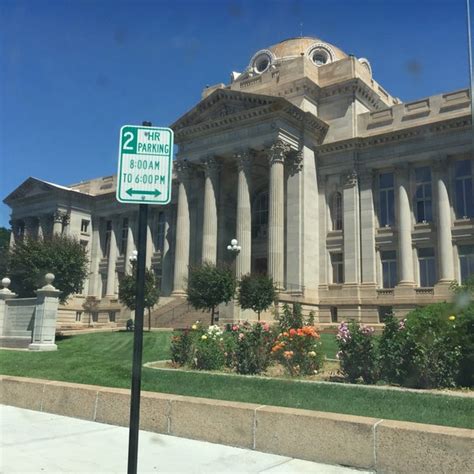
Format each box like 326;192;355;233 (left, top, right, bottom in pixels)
248;36;348;73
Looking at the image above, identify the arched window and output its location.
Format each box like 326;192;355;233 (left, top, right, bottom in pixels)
330;192;343;231
252;190;268;239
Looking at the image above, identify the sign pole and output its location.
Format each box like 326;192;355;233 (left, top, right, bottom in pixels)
127;121;151;474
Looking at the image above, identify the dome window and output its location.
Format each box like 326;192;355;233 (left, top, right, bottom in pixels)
307;43;335;67
254;54;271;74
311;49;329;66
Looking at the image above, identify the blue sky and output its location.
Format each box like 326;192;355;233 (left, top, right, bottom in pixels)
0;0;471;228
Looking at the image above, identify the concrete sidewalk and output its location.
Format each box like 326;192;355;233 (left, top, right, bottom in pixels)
0;405;371;473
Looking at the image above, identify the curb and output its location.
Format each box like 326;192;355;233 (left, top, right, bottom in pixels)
1;375;472;472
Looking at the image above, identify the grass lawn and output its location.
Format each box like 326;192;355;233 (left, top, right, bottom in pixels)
1;331;472;429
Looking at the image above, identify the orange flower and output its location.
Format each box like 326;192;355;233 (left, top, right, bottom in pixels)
289;328;297;336
283;332;289;337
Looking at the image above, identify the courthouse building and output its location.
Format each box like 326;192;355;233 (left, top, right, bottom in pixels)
4;36;474;325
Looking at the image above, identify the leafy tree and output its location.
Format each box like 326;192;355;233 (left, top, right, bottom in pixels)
186;263;236;325
0;227;10;250
6;235;88;303
118;268;160;331
238;273;276;321
82;296;99;327
0;227;11;277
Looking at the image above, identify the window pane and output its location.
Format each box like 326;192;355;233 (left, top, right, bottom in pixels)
455;160;471;177
380;191;387;226
380;173;393;188
418;248;434;258
415;167;431;182
466;179;474;217
387;189;395;225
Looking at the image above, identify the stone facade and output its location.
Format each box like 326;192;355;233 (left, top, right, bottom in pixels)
3;36;474;325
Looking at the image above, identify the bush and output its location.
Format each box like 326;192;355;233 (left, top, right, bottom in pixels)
398;304;462;389
275;303;304;331
192;325;225;371
272;326;323;376
170;329;193;365
126;319;135;332
336;321;378;384
238;274;275;320
378;314;413;384
229;321;274;375
454;305;474;387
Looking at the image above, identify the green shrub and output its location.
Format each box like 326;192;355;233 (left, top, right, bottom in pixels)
378;314;413;384
170;329;193;366
275;303;304;331
192;325;225;371
400;303;461;389
336;321;378;384
272;326;323;376
229;321;274;375
454;306;474;387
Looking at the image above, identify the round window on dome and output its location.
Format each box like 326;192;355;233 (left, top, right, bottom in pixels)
311;50;328;66
254;54;271;74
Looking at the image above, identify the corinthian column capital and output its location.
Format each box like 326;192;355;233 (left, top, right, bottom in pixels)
201;156;221;178
175;159;193;183
234;150;254;172
267;139;291;166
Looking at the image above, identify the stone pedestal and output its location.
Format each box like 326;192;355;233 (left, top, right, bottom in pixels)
0;278;17;336
29;274;61;351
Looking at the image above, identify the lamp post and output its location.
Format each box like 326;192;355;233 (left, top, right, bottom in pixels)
226;238;241;253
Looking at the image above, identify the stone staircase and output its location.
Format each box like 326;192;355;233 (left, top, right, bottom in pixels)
149;297;211;329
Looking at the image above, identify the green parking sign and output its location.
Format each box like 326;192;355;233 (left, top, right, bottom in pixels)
116;125;174;204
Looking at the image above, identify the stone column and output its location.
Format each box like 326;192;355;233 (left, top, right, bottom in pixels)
53;211;64;235
343;170;361;284
172;160;192;295
9;220;17;248
24;217;37;239
105;218;118;297
62;213;71;236
125;214;136;275
201;156;220;264
88;216;102;296
146;213;154;269
267;140;290;288
396;166;415;285
235;151;253;278
435;160;455;282
29;273;61;351
37;215;49;240
161;211;172;295
359;170;377;284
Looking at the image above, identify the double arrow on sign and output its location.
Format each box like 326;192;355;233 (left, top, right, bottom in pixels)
126;188;161;197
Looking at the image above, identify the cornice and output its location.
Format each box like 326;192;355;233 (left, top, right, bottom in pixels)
316;115;472;155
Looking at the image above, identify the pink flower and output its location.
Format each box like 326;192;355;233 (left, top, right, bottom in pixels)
239;333;245;341
232;325;239;331
263;323;270;332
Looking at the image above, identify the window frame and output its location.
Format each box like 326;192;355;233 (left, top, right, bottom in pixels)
454;159;474;219
414;167;433;223
381;250;397;288
418;247;436;287
378;172;395;227
330;252;344;284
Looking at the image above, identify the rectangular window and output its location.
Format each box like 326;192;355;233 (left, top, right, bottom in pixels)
459;245;474;284
418;247;436;287
378;306;393;323
415;167;432;223
330;307;338;323
81;219;90;233
75;311;82;322
120;218;128;256
379;172;395;227
455;160;474;219
104;220;112;257
156;212;166;253
331;253;344;284
92;312;99;323
109;311;116;323
381;250;397;288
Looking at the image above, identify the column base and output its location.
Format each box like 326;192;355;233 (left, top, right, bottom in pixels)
171;290;187;297
29;343;57;351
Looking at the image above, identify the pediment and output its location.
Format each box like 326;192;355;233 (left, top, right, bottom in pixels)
171;89;280;132
4;178;67;204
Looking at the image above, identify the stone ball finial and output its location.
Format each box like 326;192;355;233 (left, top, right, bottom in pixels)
2;277;11;289
45;273;55;285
